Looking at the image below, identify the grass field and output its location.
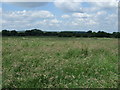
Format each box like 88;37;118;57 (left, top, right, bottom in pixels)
2;37;118;88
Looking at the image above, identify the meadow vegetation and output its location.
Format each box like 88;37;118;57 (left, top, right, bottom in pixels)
2;37;118;88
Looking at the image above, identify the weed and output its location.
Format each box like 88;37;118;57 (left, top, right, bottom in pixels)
2;37;118;88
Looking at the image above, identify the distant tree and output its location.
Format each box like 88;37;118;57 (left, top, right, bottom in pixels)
2;30;11;36
74;33;82;37
112;32;120;38
58;31;74;37
87;30;93;37
95;31;110;37
2;29;119;38
25;29;43;36
87;30;92;33
18;32;26;36
44;32;58;36
11;30;18;36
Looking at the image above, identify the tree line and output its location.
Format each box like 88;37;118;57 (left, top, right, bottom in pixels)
1;29;120;38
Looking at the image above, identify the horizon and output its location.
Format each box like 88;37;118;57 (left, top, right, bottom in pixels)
2;29;119;33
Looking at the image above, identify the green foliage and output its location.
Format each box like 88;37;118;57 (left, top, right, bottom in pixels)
2;29;120;38
2;37;118;88
63;47;88;59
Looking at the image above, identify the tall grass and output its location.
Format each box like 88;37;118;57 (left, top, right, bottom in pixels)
2;37;118;88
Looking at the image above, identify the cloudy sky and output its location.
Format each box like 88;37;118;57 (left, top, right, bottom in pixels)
1;0;118;32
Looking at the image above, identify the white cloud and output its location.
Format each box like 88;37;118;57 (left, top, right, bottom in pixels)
2;0;119;2
106;14;117;20
5;2;48;8
86;19;97;25
2;10;55;30
72;13;91;18
96;11;107;16
105;14;117;25
93;1;118;8
71;18;97;26
31;11;54;18
54;0;83;13
83;1;118;14
2;9;63;30
84;7;100;12
54;0;118;13
0;7;2;13
61;15;70;18
35;19;61;25
3;10;54;22
71;22;78;26
50;19;60;24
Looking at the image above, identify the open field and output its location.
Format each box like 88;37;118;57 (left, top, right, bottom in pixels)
2;37;118;88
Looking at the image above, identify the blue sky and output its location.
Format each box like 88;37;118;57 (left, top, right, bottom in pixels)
1;1;118;33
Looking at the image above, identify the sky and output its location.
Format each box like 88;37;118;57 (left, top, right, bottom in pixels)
0;0;119;33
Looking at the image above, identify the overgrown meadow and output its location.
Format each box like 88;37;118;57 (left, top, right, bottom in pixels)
2;37;118;88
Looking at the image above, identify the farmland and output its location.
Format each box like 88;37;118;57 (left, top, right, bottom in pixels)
2;37;118;88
